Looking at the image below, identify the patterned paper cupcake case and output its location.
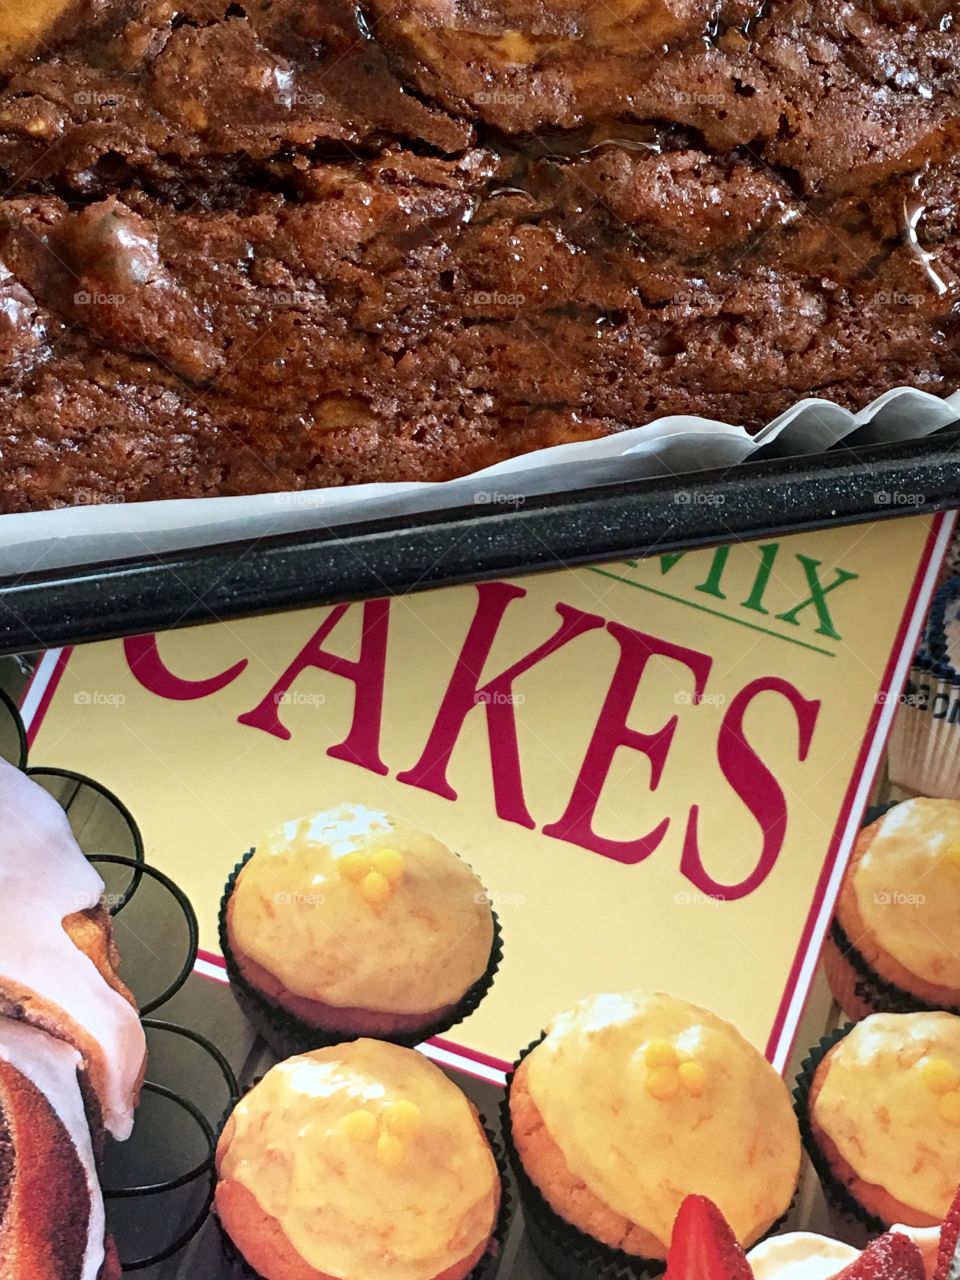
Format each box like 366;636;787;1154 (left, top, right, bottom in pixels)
793;1025;887;1238
887;652;960;801
826;917;960;1019
215;1111;513;1280
501;1037;795;1280
218;850;504;1059
929;577;960;674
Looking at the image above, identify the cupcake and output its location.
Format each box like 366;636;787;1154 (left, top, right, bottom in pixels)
505;990;801;1278
797;1012;960;1232
220;804;500;1054
215;1039;502;1280
822;798;960;1019
887;586;960;804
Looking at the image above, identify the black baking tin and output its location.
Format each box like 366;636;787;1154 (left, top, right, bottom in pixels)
0;430;958;654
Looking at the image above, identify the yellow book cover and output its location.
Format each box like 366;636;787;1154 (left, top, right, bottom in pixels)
23;513;955;1084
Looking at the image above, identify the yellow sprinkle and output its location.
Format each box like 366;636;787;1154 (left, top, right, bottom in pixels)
341;1109;378;1142
938;1093;960;1126
372;847;405;883
679;1061;707;1097
377;1132;406;1167
359;870;392;908
646;1067;680;1101
338;851;371;882
644;1039;678;1069
919;1057;960;1095
384;1099;421;1138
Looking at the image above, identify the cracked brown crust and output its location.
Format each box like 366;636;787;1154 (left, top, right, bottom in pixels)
0;0;957;510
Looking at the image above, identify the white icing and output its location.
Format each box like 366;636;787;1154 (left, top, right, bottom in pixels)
0;1017;105;1280
747;1234;858;1280
0;758;145;1138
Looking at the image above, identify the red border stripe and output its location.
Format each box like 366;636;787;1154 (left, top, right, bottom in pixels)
763;513;948;1064
24;648;74;748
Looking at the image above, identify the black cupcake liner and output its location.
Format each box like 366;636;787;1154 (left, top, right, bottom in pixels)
792;1024;886;1237
501;1036;796;1280
829;917;960;1018
216;1102;513;1280
219;849;503;1058
927;577;960;675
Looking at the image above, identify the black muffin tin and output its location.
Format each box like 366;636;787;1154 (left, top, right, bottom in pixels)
0;428;957;655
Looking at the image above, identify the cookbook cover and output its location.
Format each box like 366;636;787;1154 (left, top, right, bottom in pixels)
23;512;954;1082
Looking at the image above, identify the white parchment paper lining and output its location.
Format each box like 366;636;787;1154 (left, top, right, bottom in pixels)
2;385;958;576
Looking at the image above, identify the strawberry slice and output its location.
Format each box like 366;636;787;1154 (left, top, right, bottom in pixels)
934;1184;960;1280
663;1195;753;1280
836;1233;926;1280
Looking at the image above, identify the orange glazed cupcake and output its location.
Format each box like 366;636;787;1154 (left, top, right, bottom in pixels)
215;1039;503;1280
505;990;801;1279
823;799;960;1020
220;804;500;1054
797;1012;960;1233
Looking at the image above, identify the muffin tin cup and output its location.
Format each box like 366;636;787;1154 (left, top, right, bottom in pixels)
793;1024;887;1238
215;1107;513;1280
218;850;504;1058
825;918;960;1020
502;1035;798;1280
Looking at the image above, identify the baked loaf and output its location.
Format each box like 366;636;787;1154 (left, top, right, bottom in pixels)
0;757;147;1139
0;1;958;509
0;1018;120;1280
